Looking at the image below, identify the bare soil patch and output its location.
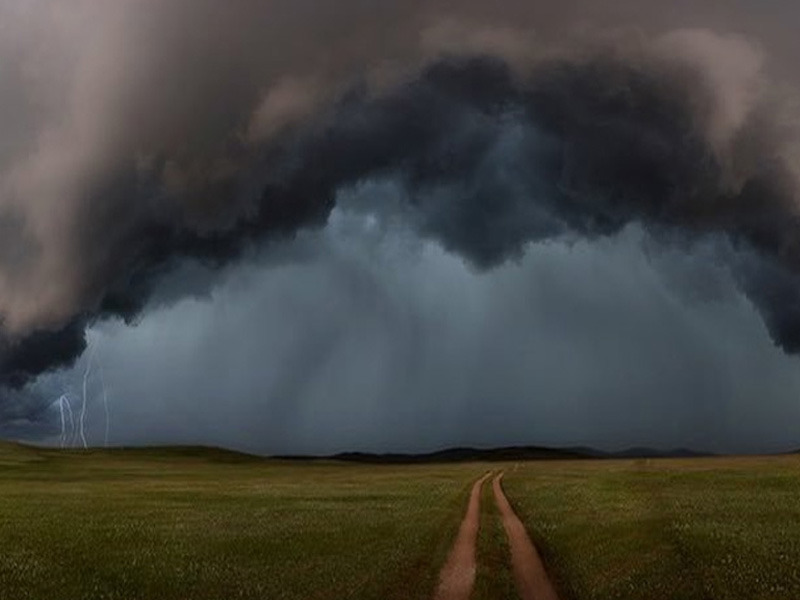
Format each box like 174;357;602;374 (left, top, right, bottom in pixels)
433;473;491;600
493;473;560;600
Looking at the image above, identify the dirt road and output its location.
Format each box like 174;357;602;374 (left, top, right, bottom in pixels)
433;473;491;600
492;473;560;600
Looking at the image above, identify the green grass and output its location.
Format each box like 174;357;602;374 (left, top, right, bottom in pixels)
0;443;483;600
503;455;800;600
473;472;518;600
4;443;800;600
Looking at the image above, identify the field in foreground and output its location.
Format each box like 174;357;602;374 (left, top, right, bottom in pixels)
2;443;800;599
505;455;800;600
0;443;481;600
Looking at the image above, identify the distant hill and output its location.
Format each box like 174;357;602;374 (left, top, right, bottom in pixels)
327;445;588;464
0;440;264;464
101;445;265;463
0;440;714;464
313;445;715;464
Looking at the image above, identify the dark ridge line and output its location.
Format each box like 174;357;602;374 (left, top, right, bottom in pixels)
277;445;716;464
0;439;726;463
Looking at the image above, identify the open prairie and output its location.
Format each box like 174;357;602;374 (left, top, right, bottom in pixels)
2;443;800;599
505;455;800;600
5;3;800;599
0;443;481;600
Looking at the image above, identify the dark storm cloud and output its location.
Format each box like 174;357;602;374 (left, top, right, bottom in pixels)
78;52;800;352
2;1;800;439
39;218;800;455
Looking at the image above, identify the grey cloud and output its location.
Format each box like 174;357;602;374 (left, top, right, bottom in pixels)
28;216;800;455
2;1;800;449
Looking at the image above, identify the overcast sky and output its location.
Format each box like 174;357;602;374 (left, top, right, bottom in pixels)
3;1;800;454
33;208;800;455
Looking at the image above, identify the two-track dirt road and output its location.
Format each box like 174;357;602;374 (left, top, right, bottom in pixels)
492;473;560;600
434;472;560;600
433;473;492;600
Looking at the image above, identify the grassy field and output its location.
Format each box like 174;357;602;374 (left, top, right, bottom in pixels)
473;475;518;600
503;455;800;600
0;443;483;600
3;443;800;600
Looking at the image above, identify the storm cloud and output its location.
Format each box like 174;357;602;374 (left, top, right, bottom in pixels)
2;1;800;451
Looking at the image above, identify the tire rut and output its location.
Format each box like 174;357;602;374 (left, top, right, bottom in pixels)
492;473;560;600
433;473;491;600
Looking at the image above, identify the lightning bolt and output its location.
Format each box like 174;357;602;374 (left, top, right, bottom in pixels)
54;336;112;449
79;344;98;450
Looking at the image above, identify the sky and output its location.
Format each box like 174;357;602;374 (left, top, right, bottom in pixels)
2;0;800;454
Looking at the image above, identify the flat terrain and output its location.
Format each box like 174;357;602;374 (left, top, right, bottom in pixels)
433;473;489;600
2;443;800;599
492;473;559;600
504;455;800;600
0;443;482;600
